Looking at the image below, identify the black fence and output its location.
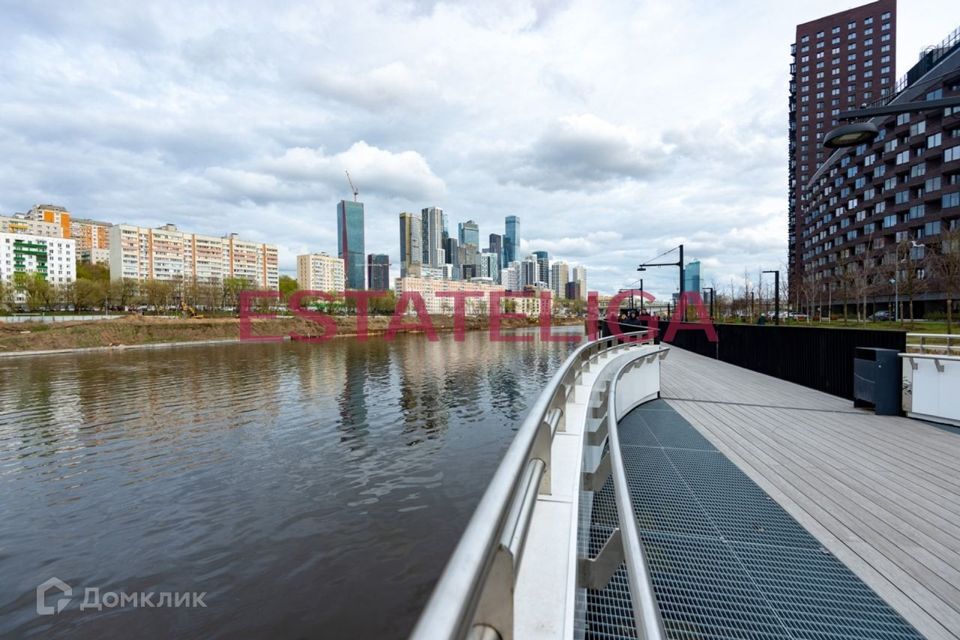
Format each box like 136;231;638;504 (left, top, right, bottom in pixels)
600;318;907;399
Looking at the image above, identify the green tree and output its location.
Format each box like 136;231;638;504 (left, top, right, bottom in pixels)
0;279;11;312
368;290;397;315
110;278;140;310
76;261;110;283
24;274;54;312
221;277;251;309
279;275;298;301
142;279;174;314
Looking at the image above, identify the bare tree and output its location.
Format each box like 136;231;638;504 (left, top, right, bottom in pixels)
798;270;817;322
932;225;960;333
894;239;927;326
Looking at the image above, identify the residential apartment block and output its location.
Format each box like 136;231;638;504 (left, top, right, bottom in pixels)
551;261;569;300
26;204;72;239
789;0;897;289
0;214;62;238
0;232;76;303
394;276;545;316
71;218;112;263
798;25;960;314
297;253;346;292
109;224;279;289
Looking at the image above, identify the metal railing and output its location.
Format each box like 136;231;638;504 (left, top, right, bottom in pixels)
579;347;669;640
409;330;657;640
906;333;960;356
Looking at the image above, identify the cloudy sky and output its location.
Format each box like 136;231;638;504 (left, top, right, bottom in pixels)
1;0;958;298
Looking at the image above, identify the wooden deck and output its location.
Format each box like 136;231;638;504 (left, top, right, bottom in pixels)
660;347;960;640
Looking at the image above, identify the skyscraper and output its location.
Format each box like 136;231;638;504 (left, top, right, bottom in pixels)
399;212;422;277
684;260;702;297
533;250;550;288
443;236;460;279
367;253;390;291
458;220;480;248
479;252;500;283
788;0;897;290
488;233;503;272
551;261;569;300
520;255;538;288
797;27;960;317
504;215;520;265
421;207;445;268
338;199;365;289
504;261;521;291
572;265;587;301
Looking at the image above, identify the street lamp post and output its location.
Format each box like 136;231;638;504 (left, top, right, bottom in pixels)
762;270;780;325
702;287;715;320
638;244;684;320
889;277;899;323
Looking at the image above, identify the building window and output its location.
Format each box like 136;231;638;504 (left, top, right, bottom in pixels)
944;192;960;209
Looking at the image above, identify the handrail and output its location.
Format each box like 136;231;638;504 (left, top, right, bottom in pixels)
410;330;654;640
905;333;960;355
606;352;668;640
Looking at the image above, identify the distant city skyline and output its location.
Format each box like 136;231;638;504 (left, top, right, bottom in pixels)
2;2;957;298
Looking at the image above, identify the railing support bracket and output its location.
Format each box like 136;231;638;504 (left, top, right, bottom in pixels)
578;528;624;590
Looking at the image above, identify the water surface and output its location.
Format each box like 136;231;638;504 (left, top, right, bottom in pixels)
0;329;579;638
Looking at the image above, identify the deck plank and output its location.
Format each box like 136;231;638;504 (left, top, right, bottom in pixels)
659;347;960;640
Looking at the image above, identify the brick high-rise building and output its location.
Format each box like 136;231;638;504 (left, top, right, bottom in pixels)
798;27;960;317
789;0;897;292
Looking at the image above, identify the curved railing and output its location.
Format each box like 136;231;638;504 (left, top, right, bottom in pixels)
409;330;661;640
605;351;669;640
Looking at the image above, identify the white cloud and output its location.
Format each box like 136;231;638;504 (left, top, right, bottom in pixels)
263;142;446;201
2;0;957;294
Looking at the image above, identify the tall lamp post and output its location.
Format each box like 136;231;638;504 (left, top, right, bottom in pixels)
889;277;899;323
762;270;780;325
638;244;684;320
702;287;715;320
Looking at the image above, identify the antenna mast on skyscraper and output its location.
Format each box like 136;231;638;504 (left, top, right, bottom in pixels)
345;171;359;202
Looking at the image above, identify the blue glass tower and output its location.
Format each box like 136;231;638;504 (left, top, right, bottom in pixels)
338;200;365;289
504;215;520;266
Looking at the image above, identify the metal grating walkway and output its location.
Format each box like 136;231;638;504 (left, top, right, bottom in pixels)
579;400;923;640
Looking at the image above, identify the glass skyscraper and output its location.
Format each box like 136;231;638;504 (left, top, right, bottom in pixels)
421;207;445;267
504;215;520;266
367;253;390;291
458;220;480;248
338;200;365;289
533;250;549;288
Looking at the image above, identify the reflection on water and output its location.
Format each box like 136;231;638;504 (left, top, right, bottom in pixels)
0;328;580;639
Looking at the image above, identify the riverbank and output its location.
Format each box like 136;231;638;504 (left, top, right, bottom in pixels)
0;314;584;355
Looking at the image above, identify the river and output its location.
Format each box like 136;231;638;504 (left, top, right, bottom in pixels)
0;328;580;639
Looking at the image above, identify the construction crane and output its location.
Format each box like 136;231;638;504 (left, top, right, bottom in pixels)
345;170;359;202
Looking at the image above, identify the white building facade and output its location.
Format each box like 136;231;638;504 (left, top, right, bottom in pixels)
109;224;279;289
297;253;346;292
0;232;76;304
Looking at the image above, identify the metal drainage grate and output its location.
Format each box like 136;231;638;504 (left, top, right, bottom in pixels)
579;401;923;640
